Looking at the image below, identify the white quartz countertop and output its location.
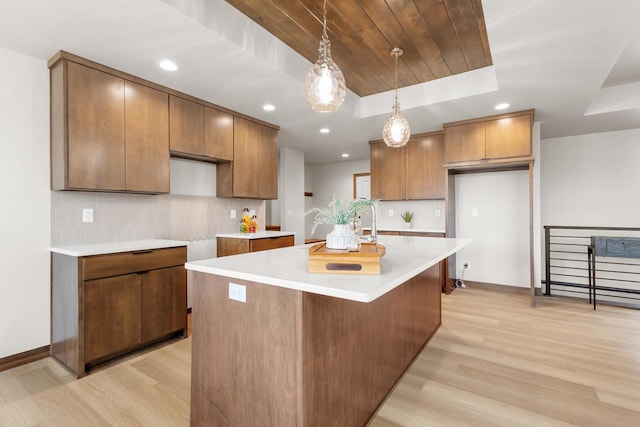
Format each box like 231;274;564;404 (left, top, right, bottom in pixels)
362;227;446;234
50;239;188;257
186;235;469;303
216;231;295;239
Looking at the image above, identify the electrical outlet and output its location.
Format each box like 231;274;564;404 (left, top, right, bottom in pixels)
388;209;394;217
230;209;236;219
472;208;478;217
435;208;441;217
462;260;470;270
82;208;94;223
229;282;246;303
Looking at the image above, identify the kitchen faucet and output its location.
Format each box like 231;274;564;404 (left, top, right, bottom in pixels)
367;202;377;244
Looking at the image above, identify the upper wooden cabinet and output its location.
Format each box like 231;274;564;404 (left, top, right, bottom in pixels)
444;110;534;166
50;57;169;193
169;96;234;162
124;82;169;193
217;117;278;199
205;107;234;161
370;131;445;201
406;133;445;199
49;51;277;198
169;96;204;156
370;141;406;200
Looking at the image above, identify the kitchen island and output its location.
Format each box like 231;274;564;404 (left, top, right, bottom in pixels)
186;235;469;426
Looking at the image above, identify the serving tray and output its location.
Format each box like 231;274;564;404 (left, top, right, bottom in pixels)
308;242;385;274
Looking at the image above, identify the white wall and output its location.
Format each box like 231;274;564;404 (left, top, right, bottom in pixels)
455;170;531;287
541;128;640;226
0;48;50;358
278;147;306;245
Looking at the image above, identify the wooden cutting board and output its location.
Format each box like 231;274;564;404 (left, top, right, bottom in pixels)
308;242;385;274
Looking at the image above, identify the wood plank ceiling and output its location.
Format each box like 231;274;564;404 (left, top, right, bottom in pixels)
225;0;493;97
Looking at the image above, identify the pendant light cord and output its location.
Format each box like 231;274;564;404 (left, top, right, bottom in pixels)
393;49;399;112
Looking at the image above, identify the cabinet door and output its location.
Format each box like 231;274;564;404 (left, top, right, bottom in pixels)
141;266;187;343
232;117;259;197
406;133;445;199
370;142;406;200
204;107;234;161
257;124;279;200
67;61;125;190
169;96;204;155
485;114;532;159
124;81;169;193
444;122;485;163
84;274;141;363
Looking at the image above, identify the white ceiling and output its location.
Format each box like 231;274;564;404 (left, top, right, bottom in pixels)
1;0;639;165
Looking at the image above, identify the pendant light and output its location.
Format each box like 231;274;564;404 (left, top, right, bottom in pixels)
304;0;345;112
383;47;411;147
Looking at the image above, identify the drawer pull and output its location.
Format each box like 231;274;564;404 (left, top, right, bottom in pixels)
132;250;153;255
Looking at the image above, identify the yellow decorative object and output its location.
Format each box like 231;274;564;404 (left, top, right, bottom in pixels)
240;208;251;233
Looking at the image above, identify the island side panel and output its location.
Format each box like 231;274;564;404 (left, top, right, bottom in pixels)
302;264;441;426
189;271;303;427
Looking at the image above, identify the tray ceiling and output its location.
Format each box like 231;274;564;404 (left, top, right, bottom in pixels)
225;0;493;97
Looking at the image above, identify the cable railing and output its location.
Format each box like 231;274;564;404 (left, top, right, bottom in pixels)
544;226;640;309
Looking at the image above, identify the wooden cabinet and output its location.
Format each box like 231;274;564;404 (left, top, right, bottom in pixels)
51;246;187;377
204;107;234;161
370;131;445;201
444;110;534;166
84;274;142;363
406;133;445;199
217;235;294;257
169;96;234;162
50;58;169;193
370;141;406;200
125;82;169;193
217;117;279;199
169;96;204;155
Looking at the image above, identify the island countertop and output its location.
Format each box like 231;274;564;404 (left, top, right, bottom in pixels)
186;235;469;302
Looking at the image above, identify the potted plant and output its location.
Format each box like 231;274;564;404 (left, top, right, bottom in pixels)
401;211;413;228
307;196;378;249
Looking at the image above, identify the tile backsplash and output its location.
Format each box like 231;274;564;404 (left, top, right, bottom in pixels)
51;191;265;247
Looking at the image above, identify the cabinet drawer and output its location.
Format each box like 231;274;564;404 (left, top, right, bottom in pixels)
250;235;294;252
83;246;187;280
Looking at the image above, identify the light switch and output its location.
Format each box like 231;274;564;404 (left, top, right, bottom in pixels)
388;209;394;217
230;209;236;219
435;208;441;217
287;209;293;217
82;208;94;223
472;208;478;217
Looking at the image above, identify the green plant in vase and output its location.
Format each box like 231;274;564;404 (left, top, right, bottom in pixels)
306;196;378;249
401;211;413;228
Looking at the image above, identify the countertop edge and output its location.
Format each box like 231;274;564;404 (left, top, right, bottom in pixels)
50;239;189;257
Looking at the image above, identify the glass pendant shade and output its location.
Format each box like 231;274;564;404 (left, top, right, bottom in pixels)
304;39;345;112
304;0;345;112
383;47;411;147
383;102;411;147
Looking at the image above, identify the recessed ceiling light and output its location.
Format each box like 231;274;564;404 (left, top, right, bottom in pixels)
263;104;276;111
341;153;349;158
158;59;178;72
495;103;510;110
320;128;330;134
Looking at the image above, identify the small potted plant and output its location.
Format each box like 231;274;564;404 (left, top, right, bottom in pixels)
401;211;413;228
307;196;378;249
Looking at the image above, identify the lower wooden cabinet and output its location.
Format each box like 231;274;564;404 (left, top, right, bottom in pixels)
51;246;187;377
84;274;142;363
217;235;294;257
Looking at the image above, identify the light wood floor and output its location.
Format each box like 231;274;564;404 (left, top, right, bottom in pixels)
2;287;640;426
